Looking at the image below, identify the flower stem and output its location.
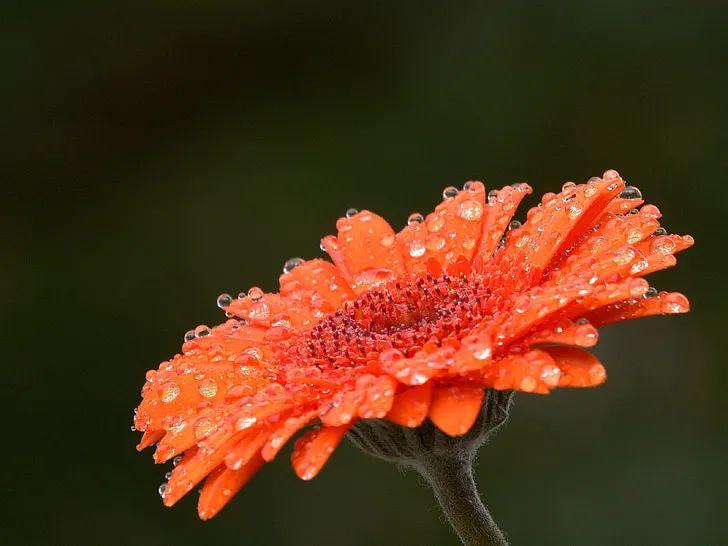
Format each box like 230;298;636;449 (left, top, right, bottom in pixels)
418;456;508;546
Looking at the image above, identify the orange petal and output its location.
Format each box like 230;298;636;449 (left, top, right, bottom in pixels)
481;350;557;393
261;410;319;462
386;383;433;427
163;431;243;507
542;346;607;387
278;258;354;318
136;429;164;451
475;183;532;261
585;291;689;326
356;375;397;419
291;425;350;480
224;428;269;470
323;211;405;293
198;454;265;520
397;182;487;272
428;385;484;436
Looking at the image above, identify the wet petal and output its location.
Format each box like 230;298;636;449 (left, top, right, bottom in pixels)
386;383;433;427
428;385;484;436
291;425;351;480
198;454;265;520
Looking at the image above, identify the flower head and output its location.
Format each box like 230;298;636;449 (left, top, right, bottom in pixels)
134;170;692;519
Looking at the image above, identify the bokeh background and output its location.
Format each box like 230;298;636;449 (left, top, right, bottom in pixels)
4;1;726;544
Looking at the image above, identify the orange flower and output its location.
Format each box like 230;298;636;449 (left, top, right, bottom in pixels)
134;170;692;520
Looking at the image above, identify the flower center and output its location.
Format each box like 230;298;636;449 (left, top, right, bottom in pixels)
294;273;493;368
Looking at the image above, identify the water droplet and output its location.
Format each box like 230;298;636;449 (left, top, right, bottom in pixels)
652;227;667;236
487;189;499;200
644;287;658;298
380;234;394;247
158;483;167;498
195;325;211;337
160;382;180;403
194;417;216;440
651;237;676;255
620;186;642;199
248;287;264;301
463;181;482;192
520;376;537;392
183;330;196;342
562;181;576;192
426;237;446;251
345;208;358;218
567;203;582;219
603;169;620;181
283;257;304;274
625;228;642;244
612;247;636;265
407;212;424;225
409;240;426;257
508;220;521;231
172;455;182;466
216;293;232;309
442;186;459;199
661;293;688;313
236;415;258;431
458;199;483;221
198;378;218;398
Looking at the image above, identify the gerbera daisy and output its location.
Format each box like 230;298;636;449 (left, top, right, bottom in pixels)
133;170;692;545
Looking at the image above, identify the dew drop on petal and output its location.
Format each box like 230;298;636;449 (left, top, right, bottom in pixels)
248;287;264;301
407;212;424;225
603;169;620;181
283;257;304;274
620;186;642;199
183;330;196;342
409;240;426;257
661;293;689;313
198;378;218;398
458;199;484;221
195;324;211;337
652;227;667;236
194;417;216;440
158;483;167;498
380;234;394;247
345;208;358;218
562;181;576;192
651;237;676;255
508;220;522;231
216;293;232;309
644;287;658;298
236;415;258;431
612;247;636;265
160;382;181;403
568;202;583;219
442;186;459;199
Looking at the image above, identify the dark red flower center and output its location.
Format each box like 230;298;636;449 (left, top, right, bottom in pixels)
293;273;494;368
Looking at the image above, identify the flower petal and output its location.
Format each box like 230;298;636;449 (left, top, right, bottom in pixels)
198;454;265;520
322;211;405;293
386;383;433;427
475;183;532;262
428;385;484;436
291;425;351;480
542;346;606;387
261;410;319;461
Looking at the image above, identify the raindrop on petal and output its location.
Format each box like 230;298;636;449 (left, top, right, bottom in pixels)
283;257;304;274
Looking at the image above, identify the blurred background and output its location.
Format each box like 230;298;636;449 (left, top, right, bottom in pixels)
3;1;726;544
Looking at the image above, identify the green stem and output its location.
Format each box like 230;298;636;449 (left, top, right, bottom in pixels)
418;456;508;546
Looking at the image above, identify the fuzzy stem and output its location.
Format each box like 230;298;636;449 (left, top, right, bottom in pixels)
418;456;507;546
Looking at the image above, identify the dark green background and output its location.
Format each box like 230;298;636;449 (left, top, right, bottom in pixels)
4;1;726;544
